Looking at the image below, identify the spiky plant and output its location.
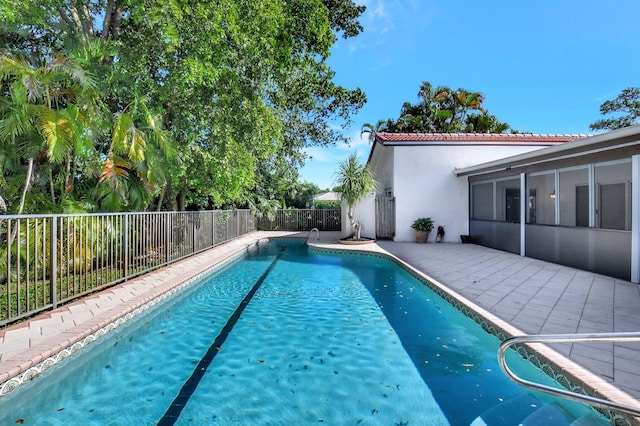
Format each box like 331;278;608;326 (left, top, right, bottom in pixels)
333;152;377;239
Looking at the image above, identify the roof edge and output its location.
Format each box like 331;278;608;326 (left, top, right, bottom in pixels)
374;132;589;144
454;125;640;177
366;132;591;165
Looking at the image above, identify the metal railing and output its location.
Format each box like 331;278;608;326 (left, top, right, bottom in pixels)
498;332;640;417
258;209;341;231
0;210;256;326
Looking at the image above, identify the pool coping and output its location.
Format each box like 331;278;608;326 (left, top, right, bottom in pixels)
0;232;638;424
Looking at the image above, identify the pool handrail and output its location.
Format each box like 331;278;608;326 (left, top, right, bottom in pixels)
498;332;640;417
306;228;320;241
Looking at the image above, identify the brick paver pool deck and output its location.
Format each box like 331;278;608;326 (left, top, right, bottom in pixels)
1;231;639;423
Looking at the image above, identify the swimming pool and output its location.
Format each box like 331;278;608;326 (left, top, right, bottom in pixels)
0;239;608;425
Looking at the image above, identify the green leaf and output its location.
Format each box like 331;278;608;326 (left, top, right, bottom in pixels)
38;108;73;163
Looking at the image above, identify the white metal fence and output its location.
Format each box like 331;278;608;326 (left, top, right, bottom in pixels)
0;210;256;326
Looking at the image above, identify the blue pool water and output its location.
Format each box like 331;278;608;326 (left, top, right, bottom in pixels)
0;240;608;425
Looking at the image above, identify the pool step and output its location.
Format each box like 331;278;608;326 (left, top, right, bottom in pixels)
520;403;572;425
470;394;606;426
521;404;607;426
569;414;610;426
469;394;543;425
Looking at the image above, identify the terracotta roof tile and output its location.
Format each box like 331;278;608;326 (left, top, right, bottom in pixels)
374;132;589;144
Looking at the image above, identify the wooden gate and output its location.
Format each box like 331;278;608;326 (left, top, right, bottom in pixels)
375;196;396;239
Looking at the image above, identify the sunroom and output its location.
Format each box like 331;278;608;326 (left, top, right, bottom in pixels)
456;125;640;282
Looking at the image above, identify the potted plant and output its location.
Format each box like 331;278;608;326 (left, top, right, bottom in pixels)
411;218;434;243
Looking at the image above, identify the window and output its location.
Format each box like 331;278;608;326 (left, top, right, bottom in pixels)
471;178;522;222
595;160;631;230
496;177;520;223
559;167;589;227
526;172;555;225
471;181;494;220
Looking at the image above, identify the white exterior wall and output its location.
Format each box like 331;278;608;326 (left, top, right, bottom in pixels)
355;195;376;239
341;194;377;239
370;145;394;196
390;144;551;242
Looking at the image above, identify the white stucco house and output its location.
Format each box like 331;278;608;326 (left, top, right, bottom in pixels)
353;132;587;242
348;125;640;282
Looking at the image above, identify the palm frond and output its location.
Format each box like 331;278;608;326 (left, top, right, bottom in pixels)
0;54;31;79
65;104;95;155
99;187;124;212
128;128;147;162
21;74;42;103
0;103;32;142
99;156;130;188
127;178;149;210
38;108;73;163
111;112;134;155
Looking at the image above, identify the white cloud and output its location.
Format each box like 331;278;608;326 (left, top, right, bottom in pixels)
342;0;436;56
345;130;373;152
303;146;334;163
364;0;393;33
304;131;371;162
299;132;375;188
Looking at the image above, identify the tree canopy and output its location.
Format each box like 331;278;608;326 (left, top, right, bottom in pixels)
0;0;366;213
362;81;514;139
590;87;640;131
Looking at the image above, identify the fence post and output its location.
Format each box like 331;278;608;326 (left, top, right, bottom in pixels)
123;214;129;280
192;212;197;254
50;216;58;309
165;212;171;264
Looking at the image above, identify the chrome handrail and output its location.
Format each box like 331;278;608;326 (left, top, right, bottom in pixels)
498;332;640;417
306;228;320;241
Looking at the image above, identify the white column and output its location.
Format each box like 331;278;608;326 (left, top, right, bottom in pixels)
520;173;526;256
588;164;595;227
492;180;497;220
631;155;640;283
554;169;560;225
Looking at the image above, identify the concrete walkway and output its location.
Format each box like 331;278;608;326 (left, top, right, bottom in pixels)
1;231;639;423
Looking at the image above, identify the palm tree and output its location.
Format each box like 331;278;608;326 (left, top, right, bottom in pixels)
333;152;377;239
362;81;514;136
414;82;456;132
451;88;485;123
465;113;511;134
0;52;98;214
0;51;173;213
98;97;174;211
432;87;486;132
360;119;391;142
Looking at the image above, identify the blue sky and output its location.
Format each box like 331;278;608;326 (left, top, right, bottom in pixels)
299;0;640;190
